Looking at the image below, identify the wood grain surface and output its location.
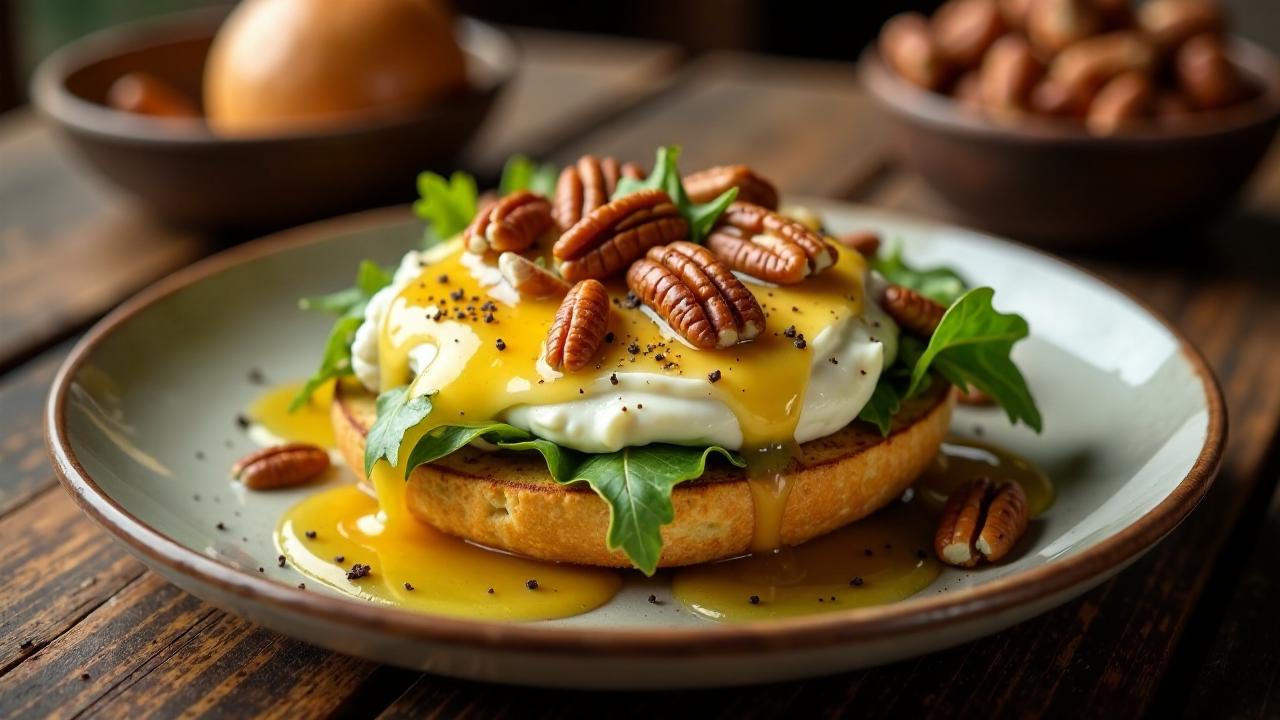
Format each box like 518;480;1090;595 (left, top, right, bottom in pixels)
1;27;1279;720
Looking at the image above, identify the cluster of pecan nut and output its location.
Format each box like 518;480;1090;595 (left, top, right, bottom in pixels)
473;154;850;371
881;0;1255;136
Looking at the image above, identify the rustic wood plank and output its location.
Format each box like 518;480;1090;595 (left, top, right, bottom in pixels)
0;112;213;373
1180;474;1280;720
0;488;415;720
0;489;146;679
0;342;73;515
549;51;891;199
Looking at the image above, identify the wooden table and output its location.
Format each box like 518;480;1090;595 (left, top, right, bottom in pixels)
3;28;1280;718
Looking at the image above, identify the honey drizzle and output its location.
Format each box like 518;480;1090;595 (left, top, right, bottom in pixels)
671;436;1052;621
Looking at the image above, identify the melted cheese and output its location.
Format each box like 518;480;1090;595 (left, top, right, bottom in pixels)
371;238;890;456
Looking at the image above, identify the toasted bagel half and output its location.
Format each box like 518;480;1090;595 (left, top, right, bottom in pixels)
333;380;953;568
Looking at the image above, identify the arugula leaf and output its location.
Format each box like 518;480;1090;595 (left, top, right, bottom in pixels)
355;260;392;297
567;445;744;575
401;418;743;574
872;244;969;306
299;260;389;315
906;287;1042;432
289;315;363;412
499;154;559;197
292;260;393;411
413;170;477;243
363;386;434;475
856;377;904;436
298;286;362;315
495;437;581;482
613;146;736;243
403;421;537;478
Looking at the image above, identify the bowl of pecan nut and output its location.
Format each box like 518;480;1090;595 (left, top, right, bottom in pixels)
859;0;1280;246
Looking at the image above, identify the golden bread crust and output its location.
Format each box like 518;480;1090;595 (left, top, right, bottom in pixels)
332;380;953;568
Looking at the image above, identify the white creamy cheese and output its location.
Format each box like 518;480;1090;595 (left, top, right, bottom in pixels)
350;250;899;453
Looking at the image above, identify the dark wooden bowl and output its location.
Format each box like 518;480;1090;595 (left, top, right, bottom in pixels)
31;7;514;231
860;38;1280;247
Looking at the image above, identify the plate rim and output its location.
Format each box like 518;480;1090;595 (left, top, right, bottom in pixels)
44;203;1227;657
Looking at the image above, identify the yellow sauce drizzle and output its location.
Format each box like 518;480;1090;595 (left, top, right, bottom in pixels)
248;379;336;448
375;238;870;556
377;239;867;451
673;501;940;620
276;484;621;620
916;436;1055;516
670;438;1052;621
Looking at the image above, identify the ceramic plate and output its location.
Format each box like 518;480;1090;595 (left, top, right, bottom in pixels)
46;202;1225;689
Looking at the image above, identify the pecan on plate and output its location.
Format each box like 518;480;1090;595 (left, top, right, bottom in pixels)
881;284;947;337
704;202;836;285
553;155;645;229
935;477;1029;567
464;190;554;255
232;443;330;490
627;241;765;350
544;279;611;372
498;252;570;299
553;188;689;282
682;165;779;210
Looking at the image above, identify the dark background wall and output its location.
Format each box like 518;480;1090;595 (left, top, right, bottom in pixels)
2;0;1278;113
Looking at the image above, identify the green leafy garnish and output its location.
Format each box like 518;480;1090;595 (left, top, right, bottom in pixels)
363;386;434;475
402;421;534;476
856;373;905;437
871;244;968;306
613;146;736;243
499;154;559;197
413;170;478;244
398;418;743;574
571;444;743;574
291;260;392;411
906;287;1041;432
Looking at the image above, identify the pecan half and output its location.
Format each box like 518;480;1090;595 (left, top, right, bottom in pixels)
682;165;779;210
837;230;881;257
932;0;1007;70
627;241;765;349
553;155;644;229
1025;0;1102;57
498;252;570;298
704;202;836;285
1176;33;1245;110
1086;71;1154;136
465;190;553;255
544;279;611;372
881;284;947;337
553;189;689;282
1139;0;1224;52
880;13;952;90
935;477;1029;567
232;443;330;490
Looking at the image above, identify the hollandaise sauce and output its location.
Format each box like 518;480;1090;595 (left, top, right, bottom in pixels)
276;484;622;620
670;437;1051;620
263;235;1050;623
248;378;336;448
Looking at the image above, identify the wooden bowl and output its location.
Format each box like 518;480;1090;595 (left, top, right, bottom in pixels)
860;38;1280;247
31;7;514;231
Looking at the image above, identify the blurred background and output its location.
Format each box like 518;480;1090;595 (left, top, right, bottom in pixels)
5;0;1279;113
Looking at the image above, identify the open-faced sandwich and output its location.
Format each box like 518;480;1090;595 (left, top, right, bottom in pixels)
287;146;1042;580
